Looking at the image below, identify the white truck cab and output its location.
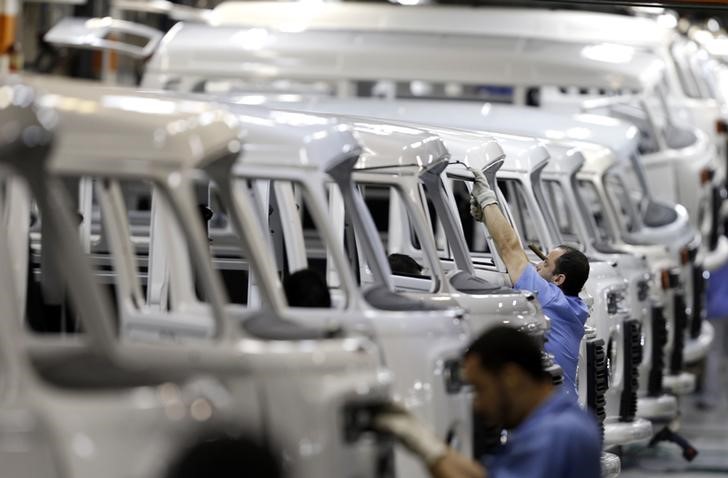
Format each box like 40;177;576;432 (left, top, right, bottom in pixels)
5;77;395;478
257;96;704;396
203;103;475;477
241;96;668;446
488;133;653;449
177;2;726;248
538;141;679;422
301;97;711;382
41;3;726;265
41;4;725;289
0;78;270;478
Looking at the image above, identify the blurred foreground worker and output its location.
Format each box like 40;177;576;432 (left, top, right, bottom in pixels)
469;168;589;399
375;326;601;478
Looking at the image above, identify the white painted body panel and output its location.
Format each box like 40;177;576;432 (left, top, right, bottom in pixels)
217;106;474;477
0;79;394;478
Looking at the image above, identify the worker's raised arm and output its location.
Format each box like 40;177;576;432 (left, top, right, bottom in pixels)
469;168;529;284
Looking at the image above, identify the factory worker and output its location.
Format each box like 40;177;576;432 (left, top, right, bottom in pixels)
375;326;601;478
469;168;589;399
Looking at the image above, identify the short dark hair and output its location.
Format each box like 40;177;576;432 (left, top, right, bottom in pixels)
387;253;423;276
464;326;548;382
553;245;590;297
165;433;283;478
283;268;332;308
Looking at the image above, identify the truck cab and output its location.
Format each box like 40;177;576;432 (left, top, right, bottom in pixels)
5;77;395;478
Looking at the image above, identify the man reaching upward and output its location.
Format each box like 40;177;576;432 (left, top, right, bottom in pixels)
469;167;590;398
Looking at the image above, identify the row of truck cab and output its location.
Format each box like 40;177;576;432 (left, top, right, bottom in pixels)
3;2;728;477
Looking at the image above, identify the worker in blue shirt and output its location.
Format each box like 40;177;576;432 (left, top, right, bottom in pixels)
469;167;589;399
374;326;602;478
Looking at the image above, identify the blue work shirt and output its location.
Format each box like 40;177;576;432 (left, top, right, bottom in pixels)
707;263;728;320
482;390;602;478
515;264;589;398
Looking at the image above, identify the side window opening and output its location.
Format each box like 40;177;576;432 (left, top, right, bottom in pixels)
499;179;543;250
576;180;614;244
451;179;492;254
206;183;252;306
358;183;435;286
596;103;661;154
543;180;583;248
250;178;344;310
418;183;448;253
603;172;641;234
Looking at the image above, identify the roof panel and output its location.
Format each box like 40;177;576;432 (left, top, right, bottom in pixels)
24;76;241;175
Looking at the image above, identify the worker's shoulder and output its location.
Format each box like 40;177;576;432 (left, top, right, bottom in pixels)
515;264;560;305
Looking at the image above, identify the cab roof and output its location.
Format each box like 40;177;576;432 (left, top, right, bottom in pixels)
477;104;640;162
245;96;640;163
487;132;550;175
147;20;665;91
418;127;504;177
230;96;504;174
217;103;361;174
540;142;587;177
233;96;546;175
338;118;448;174
24;76;240;176
210;3;673;48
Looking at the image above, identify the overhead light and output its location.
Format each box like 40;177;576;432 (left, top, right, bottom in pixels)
707;18;721;33
657;13;678;30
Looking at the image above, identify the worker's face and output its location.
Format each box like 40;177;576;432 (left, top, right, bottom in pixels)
463;355;519;429
536;248;566;288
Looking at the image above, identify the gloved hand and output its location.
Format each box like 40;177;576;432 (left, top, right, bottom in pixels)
373;403;447;466
469;167;498;210
470;197;484;223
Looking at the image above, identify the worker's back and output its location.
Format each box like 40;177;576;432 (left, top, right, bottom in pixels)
483;389;601;478
515;264;588;399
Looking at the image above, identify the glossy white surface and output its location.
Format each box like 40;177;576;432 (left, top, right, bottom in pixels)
637;394;679;421
142;21;665;91
219;107;474;478
210;2;671;47
1;80;395;478
25;76;240;174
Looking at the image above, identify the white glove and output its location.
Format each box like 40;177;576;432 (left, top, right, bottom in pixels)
470;197;484;223
373;403;447;466
470;167;498;210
